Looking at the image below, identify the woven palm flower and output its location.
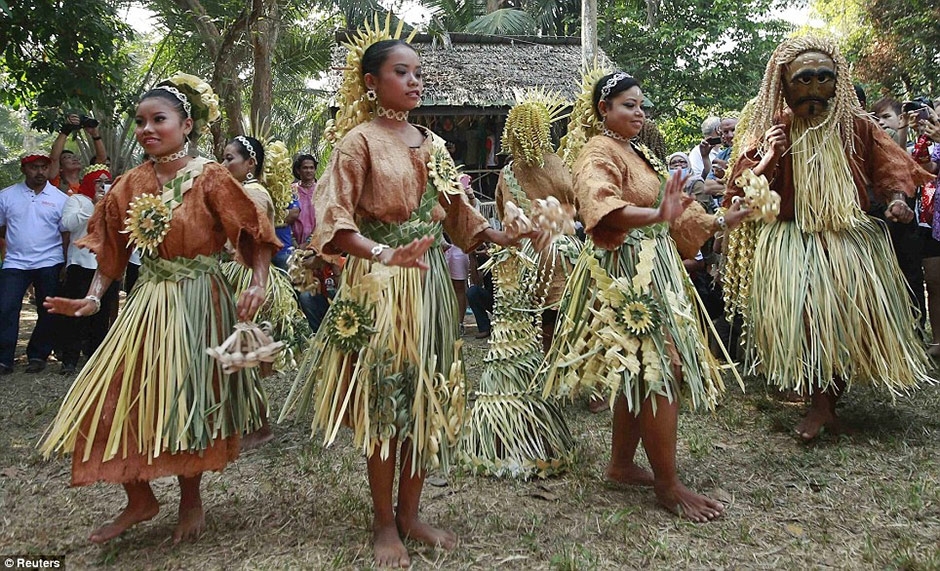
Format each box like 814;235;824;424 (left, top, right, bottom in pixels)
614;292;662;337
262;140;295;226
634;142;669;178
427;145;464;197
165;72;221;134
325;298;375;353
734;168;781;224
123;194;172;257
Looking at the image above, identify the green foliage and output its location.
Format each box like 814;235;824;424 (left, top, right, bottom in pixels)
0;105;56;188
656;103;715;154
811;0;939;98
0;0;132;131
598;0;792;139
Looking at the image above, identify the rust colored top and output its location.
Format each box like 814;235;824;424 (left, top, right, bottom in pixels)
726;115;934;218
495;153;575;219
79;161;281;280
313;122;490;255
573;135;714;259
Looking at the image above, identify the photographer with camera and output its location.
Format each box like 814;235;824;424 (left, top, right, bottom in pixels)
48;113;107;195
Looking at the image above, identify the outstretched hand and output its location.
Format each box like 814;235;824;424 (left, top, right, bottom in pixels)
379;236;435;270
657;170;694;224
44;296;97;318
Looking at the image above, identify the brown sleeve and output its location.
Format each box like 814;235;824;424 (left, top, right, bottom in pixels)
440;189;490;253
856;117;935;201
310;140;368;255
76;179;132;281
574;150;633;251
670;202;715;260
202;165;281;266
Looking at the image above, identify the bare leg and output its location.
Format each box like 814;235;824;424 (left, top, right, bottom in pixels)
367;440;410;568
241;405;274;451
173;473;205;544
795;378;846;441
922;257;940;356
396;440;457;551
89;480;160;543
606;393;654;486
541;309;558;355
640;394;723;522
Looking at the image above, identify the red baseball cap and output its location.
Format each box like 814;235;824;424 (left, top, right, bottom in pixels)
21;154;51;166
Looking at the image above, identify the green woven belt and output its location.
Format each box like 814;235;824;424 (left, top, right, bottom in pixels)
139;254;221;283
359;182;444;247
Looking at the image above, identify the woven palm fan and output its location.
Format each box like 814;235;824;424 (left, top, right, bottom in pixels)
460;245;576;478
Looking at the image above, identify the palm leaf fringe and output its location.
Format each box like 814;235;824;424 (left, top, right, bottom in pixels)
41;255;264;462
744;218;935;395
461;245;576;479
221;261;310;371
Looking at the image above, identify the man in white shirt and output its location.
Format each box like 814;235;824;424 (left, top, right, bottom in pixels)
0;154;68;374
687;116;722;181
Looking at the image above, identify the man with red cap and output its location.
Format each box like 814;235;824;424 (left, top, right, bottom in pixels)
0;154;69;374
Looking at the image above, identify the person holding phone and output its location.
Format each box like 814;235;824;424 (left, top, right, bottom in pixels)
687;116;722;181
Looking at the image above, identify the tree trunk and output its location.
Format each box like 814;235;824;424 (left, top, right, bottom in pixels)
250;0;279;135
581;0;597;69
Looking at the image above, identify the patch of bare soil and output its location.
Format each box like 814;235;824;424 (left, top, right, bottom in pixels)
1;307;939;569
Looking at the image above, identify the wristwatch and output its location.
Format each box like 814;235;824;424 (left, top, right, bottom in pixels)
370;243;390;263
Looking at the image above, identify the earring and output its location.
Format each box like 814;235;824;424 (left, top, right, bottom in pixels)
245;171;256;182
366;89;377;102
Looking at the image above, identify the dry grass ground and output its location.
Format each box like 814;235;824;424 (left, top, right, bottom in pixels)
2;308;940;570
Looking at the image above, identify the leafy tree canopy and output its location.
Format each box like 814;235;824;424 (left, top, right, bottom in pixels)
597;0;793;151
0;0;132;131
811;0;939;98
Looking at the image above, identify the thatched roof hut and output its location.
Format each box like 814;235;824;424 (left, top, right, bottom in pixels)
330;32;613;114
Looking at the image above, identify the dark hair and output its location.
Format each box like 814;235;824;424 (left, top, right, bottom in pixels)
361;39;417;77
231;136;265;178
292;153;317;180
592;72;641;120
872;97;901;116
138;87;198;142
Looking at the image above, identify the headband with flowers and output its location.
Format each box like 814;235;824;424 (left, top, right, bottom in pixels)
155;72;221;135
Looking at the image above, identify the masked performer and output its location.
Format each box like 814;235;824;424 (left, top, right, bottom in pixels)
278;35;533;567
543;71;749;522
42;74;280;544
724;36;934;441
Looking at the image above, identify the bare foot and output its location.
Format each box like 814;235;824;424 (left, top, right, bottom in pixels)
172;500;205;544
397;516;457;550
374;523;410;568
794;406;836;442
588;395;608;414
89;497;160;543
606;462;655;486
654;482;724;523
241;426;274;451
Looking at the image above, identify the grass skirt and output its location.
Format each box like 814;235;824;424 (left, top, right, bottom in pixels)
542;229;726;415
279;248;468;475
460;245;576;478
41;255;264;484
221;261;310;371
744;217;933;395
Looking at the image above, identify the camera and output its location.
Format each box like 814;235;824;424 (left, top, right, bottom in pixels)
58;113;99;135
706;136;722;145
80;115;99;128
902;99;932;122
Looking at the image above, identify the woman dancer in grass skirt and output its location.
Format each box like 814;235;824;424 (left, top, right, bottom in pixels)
42;73;280;544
